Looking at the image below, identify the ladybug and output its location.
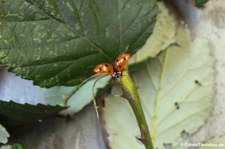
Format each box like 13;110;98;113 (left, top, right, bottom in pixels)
93;53;131;78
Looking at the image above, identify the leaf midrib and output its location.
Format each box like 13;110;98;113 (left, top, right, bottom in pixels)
151;51;168;142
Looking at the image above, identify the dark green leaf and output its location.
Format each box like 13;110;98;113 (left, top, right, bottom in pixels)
194;0;208;7
0;100;66;128
0;0;158;87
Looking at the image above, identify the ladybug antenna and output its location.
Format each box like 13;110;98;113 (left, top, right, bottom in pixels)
79;74;99;87
63;74;99;106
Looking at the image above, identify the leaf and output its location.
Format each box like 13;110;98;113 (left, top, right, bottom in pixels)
129;2;177;65
10;105;105;149
40;76;111;115
104;96;144;149
0;67;47;105
0;0;158;87
0;124;9;144
199;135;225;149
0;100;66;128
0;145;10;149
104;25;214;149
0;144;24;149
194;0;208;7
0;68;65;127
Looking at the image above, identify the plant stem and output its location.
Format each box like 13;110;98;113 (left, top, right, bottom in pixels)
117;69;154;149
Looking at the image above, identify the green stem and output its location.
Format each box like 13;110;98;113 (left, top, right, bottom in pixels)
118;69;154;149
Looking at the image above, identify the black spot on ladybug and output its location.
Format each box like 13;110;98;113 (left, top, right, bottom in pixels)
105;64;109;67
99;68;102;71
123;57;126;60
108;70;111;73
116;59;119;62
119;65;122;68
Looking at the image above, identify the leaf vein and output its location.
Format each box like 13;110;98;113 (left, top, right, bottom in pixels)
156;105;210;138
21;52;98;68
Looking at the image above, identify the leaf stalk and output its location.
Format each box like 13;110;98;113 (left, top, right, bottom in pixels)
118;69;154;149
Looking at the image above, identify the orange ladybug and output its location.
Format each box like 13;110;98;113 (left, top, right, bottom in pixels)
94;53;130;78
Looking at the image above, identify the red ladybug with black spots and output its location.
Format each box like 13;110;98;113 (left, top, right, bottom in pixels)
93;53;130;78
